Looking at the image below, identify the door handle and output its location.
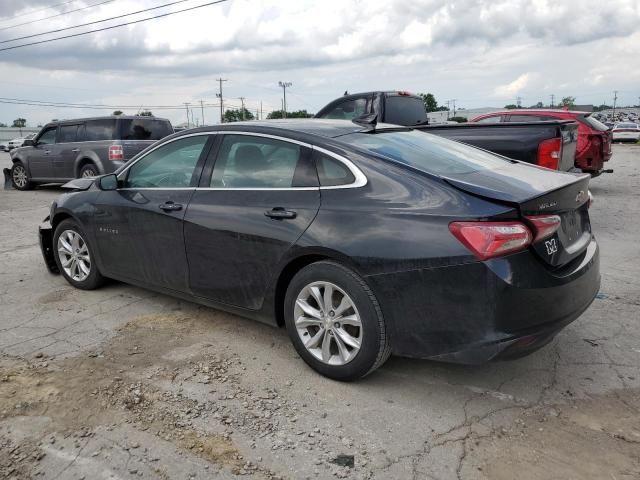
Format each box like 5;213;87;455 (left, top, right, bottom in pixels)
265;207;296;220
71;149;80;153
44;150;50;155
159;201;183;212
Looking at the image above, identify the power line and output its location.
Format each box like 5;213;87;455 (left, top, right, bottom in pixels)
0;1;77;25
1;0;193;45
0;0;116;33
0;0;231;53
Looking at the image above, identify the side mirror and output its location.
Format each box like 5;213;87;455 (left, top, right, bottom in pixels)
23;139;34;147
97;173;119;191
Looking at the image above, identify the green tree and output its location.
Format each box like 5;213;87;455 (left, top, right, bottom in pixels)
266;109;313;119
504;104;519;110
529;102;544;108
139;110;153;116
223;108;255;122
0;122;6;127
559;96;576;108
449;116;468;123
112;110;124;116
12;118;26;127
419;93;439;112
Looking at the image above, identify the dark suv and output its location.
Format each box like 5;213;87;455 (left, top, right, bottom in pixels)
7;116;173;190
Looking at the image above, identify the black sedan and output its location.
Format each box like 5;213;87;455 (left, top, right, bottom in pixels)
39;119;600;380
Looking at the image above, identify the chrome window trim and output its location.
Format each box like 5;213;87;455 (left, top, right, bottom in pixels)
114;130;368;191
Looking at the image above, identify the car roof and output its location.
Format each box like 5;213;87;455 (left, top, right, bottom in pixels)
171;119;400;140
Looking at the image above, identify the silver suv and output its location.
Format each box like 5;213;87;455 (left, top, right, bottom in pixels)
7;116;173;190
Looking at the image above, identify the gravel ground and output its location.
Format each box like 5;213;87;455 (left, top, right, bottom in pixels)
1;147;639;480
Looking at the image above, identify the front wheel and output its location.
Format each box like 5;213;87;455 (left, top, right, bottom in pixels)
11;161;33;190
53;219;106;290
284;261;390;381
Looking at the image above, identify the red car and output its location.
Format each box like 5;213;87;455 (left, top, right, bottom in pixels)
470;109;612;175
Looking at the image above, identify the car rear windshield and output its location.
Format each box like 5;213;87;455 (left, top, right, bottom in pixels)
615;123;638;129
581;114;609;131
340;130;511;175
384;96;428;126
118;118;173;140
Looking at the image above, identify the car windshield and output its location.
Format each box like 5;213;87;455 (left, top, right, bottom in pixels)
339;130;511;175
582;114;609;131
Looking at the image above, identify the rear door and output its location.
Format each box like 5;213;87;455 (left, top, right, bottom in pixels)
93;133;213;291
184;133;320;309
28;126;58;179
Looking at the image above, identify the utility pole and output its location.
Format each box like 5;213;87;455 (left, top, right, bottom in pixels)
184;103;190;128
516;96;522;109
451;99;457;117
260;101;263;120
446;100;450;120
200;100;205;126
216;78;227;123
278;81;292;118
550;94;555;108
612;90;618;119
239;96;246;120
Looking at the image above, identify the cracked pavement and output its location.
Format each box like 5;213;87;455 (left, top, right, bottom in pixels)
1;147;639;480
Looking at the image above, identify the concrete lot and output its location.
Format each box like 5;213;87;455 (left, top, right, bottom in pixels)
1;147;639;480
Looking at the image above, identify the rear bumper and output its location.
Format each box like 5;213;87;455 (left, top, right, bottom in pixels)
367;238;600;364
38;218;59;274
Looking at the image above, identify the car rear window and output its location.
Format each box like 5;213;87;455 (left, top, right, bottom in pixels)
119;118;173;140
581;114;609;131
340;130;510;175
81;119;116;141
615;123;637;129
384;96;428;126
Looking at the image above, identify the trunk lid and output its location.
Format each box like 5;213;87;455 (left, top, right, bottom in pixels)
442;163;592;267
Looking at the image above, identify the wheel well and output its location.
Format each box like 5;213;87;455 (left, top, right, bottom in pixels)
76;158;94;176
51;212;73;231
274;254;330;327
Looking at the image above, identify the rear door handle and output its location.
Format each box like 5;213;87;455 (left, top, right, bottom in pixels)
265;207;296;219
159;201;182;212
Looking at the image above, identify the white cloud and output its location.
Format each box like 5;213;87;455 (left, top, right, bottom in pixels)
494;73;531;98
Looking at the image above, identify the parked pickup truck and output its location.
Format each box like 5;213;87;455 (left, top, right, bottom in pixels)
315;91;579;172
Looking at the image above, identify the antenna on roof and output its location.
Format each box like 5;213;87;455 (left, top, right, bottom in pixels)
352;112;377;131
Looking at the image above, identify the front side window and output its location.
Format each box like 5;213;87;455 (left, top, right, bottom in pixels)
210;135;307;188
58;125;79;143
37;127;57;145
125;135;208;188
315;152;355;186
83;119;116;141
319;98;368;120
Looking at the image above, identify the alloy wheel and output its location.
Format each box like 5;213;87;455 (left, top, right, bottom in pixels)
57;229;91;282
12;165;28;188
81;167;97;177
294;281;363;366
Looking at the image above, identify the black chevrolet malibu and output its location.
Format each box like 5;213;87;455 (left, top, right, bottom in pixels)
39;119;600;380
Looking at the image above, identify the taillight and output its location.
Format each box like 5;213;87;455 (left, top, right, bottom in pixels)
397;91;412;96
108;145;124;161
449;221;532;261
537;138;561;170
525;215;561;242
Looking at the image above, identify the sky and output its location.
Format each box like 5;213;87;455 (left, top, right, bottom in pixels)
0;0;638;127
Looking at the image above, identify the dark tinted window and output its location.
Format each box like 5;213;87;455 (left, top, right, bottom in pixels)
58;125;79;143
211;135;304;188
37;127;57;145
508;114;555;122
341;130;509;175
384;96;428;126
319;97;368;120
315;152;355;186
119;118;173;140
126;135;208;188
82;119;116;141
475;115;502;123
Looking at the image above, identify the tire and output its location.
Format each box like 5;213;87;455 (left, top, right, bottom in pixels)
10;161;33;190
284;261;391;381
53;219;106;290
79;163;98;178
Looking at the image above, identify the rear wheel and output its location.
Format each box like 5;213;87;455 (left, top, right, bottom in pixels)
11;161;33;190
53;219;105;290
79;163;98;178
284;261;390;381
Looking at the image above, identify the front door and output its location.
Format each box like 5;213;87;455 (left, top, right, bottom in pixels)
184;133;320;310
55;124;81;179
28;126;58;179
93;133;213;292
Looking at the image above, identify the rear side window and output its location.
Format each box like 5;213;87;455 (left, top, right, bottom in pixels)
58;125;79;143
475;115;503;123
81;119;116;141
340;130;510;175
314;152;355;186
319;97;369;120
508;114;555;122
119;118;173;140
384;96;428;126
